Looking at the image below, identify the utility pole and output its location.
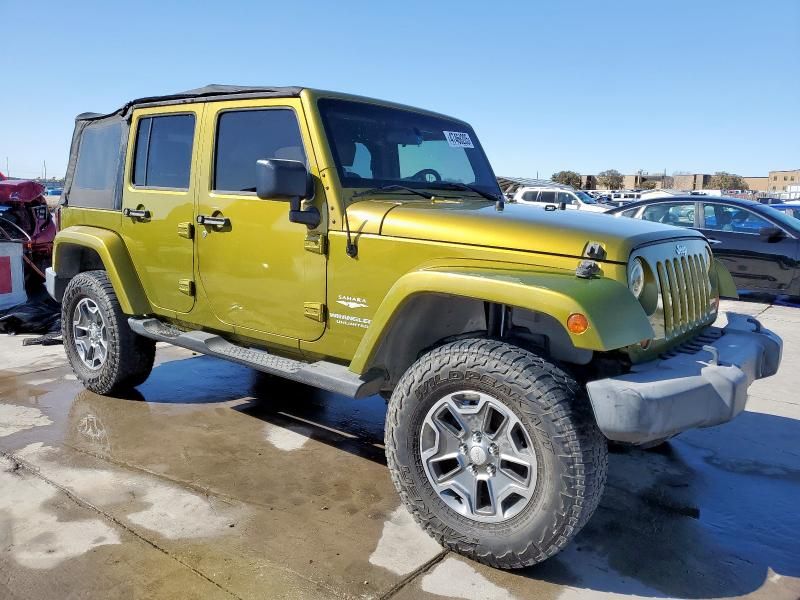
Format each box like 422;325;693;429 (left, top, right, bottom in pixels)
5;157;8;177
43;160;47;181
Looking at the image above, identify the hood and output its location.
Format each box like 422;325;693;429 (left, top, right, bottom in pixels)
0;179;46;204
348;198;704;263
579;203;609;213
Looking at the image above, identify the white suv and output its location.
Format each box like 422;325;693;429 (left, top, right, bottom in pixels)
512;186;608;212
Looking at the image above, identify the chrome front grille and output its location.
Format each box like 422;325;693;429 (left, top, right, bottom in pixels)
654;251;712;339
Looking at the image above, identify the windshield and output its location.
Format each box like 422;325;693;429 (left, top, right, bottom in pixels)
318;98;500;199
575;191;597;204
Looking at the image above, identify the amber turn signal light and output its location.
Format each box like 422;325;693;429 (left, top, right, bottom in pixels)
567;313;589;334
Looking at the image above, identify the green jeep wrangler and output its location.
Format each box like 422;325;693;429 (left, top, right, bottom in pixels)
48;85;782;569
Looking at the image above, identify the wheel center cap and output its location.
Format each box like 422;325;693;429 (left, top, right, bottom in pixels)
469;446;488;466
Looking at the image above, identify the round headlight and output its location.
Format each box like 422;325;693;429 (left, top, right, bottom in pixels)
629;258;645;298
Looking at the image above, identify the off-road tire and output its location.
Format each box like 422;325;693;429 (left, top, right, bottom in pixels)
62;270;155;395
385;338;608;569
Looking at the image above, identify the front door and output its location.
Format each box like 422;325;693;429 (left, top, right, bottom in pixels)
122;106;201;315
195;99;326;342
700;202;797;293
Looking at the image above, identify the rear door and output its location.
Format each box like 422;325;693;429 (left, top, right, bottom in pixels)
699;202;796;292
537;190;558;210
121;106;201;315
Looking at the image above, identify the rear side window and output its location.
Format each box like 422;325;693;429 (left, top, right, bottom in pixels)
133;114;195;189
74;121;123;191
538;191;557;203
642;202;695;226
71;119;125;208
214;109;306;193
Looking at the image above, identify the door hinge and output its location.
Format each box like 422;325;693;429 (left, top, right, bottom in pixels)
304;233;327;255
177;222;194;239
178;279;195;296
303;302;326;322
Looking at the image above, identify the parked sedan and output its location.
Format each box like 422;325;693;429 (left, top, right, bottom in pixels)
770;203;800;221
608;196;800;299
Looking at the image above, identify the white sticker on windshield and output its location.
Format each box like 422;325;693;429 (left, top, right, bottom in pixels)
443;131;474;148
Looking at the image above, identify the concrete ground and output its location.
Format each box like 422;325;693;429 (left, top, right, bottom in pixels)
0;299;798;600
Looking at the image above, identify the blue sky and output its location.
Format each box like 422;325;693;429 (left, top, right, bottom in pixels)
1;0;798;180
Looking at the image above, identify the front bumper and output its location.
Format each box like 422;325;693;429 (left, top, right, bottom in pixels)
586;313;782;445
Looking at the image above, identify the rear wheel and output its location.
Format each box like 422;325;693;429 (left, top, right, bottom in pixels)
385;338;607;569
62;270;155;394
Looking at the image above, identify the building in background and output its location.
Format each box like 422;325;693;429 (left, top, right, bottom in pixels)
672;174;711;190
742;176;769;192
768;169;800;192
511;168;797;194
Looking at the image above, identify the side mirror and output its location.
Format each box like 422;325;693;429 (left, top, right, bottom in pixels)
256;159;319;229
256;159;312;200
759;226;785;242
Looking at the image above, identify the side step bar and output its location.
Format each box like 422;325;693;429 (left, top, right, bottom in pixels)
129;318;384;399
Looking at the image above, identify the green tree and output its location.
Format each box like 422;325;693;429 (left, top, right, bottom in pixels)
551;170;581;188
708;172;749;190
597;169;624;190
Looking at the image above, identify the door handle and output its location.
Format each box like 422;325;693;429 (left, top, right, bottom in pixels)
196;214;230;228
123;208;151;220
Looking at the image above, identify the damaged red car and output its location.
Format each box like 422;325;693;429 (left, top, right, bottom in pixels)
0;177;56;285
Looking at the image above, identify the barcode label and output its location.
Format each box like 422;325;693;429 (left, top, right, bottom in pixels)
443;131;474;148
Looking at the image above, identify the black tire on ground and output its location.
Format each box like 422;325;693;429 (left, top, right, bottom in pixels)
61;270;155;395
385;338;608;570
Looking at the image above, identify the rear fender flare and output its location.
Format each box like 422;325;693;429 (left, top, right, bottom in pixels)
53;226;151;315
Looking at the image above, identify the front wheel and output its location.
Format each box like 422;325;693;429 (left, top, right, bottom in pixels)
62;270;155;395
385;339;607;569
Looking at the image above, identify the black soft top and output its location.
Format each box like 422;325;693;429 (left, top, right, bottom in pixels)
77;84;303;123
65;85;301;209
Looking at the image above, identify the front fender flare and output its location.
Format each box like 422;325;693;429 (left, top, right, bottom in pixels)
713;258;739;299
350;265;654;374
53;226;151;315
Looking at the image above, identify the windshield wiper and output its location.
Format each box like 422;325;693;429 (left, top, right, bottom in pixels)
352;185;434;200
431;182;505;208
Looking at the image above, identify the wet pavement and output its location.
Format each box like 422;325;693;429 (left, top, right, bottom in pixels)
0;299;798;600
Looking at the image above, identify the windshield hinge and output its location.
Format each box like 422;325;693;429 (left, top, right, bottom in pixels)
178;278;195;296
304;233;327;255
304;302;326;322
177;222;194;239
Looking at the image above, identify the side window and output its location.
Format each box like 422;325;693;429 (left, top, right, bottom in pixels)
642;202;695;226
133;114;195;189
558;192;573;205
521;191;538;202
704;204;771;233
538;191;557;203
214;109;306;193
619;206;640;218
